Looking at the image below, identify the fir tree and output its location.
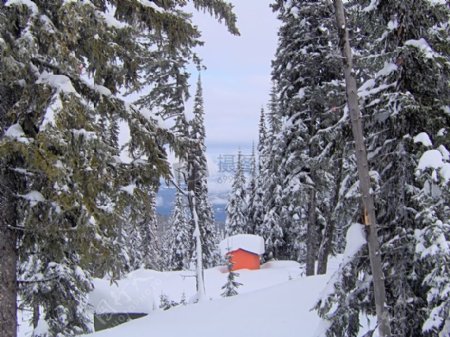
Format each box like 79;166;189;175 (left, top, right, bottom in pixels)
271;0;347;273
186;75;220;268
0;1;239;336
166;182;193;271
257;90;284;260
221;253;242;298
317;1;450;336
225;151;248;236
138;187;161;270
245;143;257;234
250;108;268;237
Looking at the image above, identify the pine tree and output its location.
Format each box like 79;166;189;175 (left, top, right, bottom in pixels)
221;253;242;298
317;1;450;336
0;1;239;336
138;187;161;270
245;143;257;234
186;75;220;268
225;151;248;236
250;108;268;237
271;0;347;273
414;144;450;337
166;182;193;271
258;90;284;260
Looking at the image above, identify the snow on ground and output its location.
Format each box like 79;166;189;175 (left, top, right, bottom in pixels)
20;256;366;337
89;260;304;315
85;274;330;337
82;257;346;337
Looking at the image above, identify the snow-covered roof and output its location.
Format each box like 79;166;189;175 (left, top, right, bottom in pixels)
219;234;265;256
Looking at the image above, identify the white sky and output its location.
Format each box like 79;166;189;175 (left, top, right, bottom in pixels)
187;0;279;148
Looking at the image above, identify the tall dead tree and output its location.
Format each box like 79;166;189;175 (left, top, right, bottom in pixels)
332;1;392;336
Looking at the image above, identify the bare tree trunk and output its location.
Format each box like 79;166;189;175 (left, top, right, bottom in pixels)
305;188;317;276
0;168;18;337
332;1;391;336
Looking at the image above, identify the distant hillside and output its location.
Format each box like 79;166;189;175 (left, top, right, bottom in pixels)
156;185;227;224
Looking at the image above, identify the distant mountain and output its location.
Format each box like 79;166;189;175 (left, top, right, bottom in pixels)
157;143;254;225
156;185;228;224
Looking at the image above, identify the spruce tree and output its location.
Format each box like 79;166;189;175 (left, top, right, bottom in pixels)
0;1;238;336
258;90;284;260
245;143;257;234
271;0;347;272
221;253;242;298
166;182;193;271
250;108;268;238
186;75;220;268
138;187;161;270
225;151;248;236
317;1;450;336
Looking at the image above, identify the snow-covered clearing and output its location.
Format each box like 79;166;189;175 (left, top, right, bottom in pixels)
81;258;346;337
19;255;375;337
86;273;330;337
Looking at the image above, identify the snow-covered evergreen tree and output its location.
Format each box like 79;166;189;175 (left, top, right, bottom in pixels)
221;253;242;298
317;1;450;335
138;187;161;270
245;143;257;234
271;0;347;273
166;183;193;271
414;144;450;337
0;1;238;336
257;90;284;260
250;108;269;237
186;75;220;268
225;151;248;236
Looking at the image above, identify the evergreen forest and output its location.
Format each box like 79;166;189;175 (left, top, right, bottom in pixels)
1;1;449;337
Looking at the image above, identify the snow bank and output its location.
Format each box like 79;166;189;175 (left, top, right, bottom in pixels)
84;267;330;337
219;234;265;256
89;261;303;315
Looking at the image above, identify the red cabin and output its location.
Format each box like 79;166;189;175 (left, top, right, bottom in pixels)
219;234;265;271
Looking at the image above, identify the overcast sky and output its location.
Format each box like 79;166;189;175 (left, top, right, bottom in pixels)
187;0;279;150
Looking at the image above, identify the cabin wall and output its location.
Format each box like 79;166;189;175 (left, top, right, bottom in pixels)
230;249;260;271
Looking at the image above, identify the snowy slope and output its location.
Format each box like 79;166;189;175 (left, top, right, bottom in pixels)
81;258;349;337
89;261;304;314
21;257;368;337
85;271;331;337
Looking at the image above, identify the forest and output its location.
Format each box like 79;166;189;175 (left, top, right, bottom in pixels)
1;1;449;337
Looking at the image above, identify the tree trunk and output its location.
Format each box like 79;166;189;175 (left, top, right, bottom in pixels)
317;147;343;275
332;1;392;336
0;167;18;337
316;219;333;275
305;188;317;276
186;153;206;301
189;191;206;302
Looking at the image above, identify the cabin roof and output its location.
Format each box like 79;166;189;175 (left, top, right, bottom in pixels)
219;234;265;256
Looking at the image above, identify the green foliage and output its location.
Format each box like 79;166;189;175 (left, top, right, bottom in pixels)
315;0;450;336
0;0;239;335
221;254;242;298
